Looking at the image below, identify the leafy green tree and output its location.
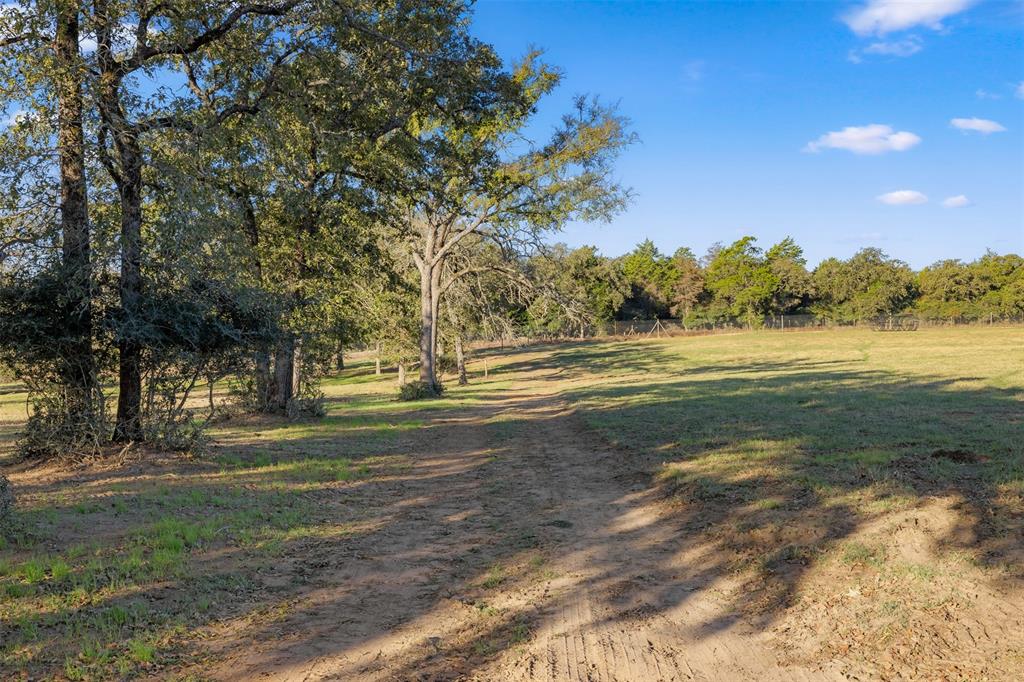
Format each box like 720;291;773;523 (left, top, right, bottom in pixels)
386;52;633;391
916;260;982;321
527;244;628;336
1;0;310;440
669;247;705;319
764;237;812;315
1;0;103;448
703;236;777;324
812;248;916;322
1;1;532;445
970;251;1024;320
619;240;678;318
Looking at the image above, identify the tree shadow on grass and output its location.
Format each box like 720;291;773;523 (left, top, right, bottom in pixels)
0;402;517;678
2;343;1022;679
564;354;1022;613
363;346;1023;679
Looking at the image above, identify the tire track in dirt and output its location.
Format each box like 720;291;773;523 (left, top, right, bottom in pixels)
191;365;847;680
469;384;842;682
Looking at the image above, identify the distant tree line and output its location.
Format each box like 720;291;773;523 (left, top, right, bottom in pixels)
516;238;1024;336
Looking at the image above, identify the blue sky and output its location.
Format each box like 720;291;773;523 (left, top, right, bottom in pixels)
472;0;1024;268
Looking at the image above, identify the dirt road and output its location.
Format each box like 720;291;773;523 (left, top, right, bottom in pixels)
186;356;1022;681
191;365;843;681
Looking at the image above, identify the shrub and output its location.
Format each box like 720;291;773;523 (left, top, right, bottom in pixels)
398;381;445;401
286;394;326;419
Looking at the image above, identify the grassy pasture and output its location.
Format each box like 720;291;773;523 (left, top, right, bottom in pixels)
0;326;1021;679
541;328;1024;629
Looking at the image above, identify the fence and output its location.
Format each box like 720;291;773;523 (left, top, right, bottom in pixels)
590;314;1023;338
459;314;1024;347
349;314;1023;357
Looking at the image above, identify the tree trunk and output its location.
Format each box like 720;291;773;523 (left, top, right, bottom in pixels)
273;336;297;410
112;135;144;442
455;335;467;385
55;5;97;427
254;350;274;410
375;341;382;375
97;17;146;442
397;362;406;386
418;265;438;389
239;194;274;410
336;343;344;370
431;266;441;365
291;337;302;397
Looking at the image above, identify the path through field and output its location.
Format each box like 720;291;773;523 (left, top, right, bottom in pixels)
198;360;850;681
4;329;1022;680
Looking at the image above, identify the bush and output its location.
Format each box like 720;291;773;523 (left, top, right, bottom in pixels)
18;391;110;460
143;419;209;456
398;381;445;401
0;265;111;458
286;394;326;419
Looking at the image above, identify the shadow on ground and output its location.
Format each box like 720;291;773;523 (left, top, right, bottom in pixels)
2;338;1022;679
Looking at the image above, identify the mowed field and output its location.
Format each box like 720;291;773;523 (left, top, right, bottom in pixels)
1;326;1022;681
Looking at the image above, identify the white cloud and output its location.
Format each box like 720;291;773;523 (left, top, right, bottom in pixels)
877;190;928;205
804;124;921;155
950;117;1006;134
682;59;705;83
848;36;923;62
842;0;975;36
942;194;971;208
1016;82;1024;100
975;89;1001;100
862;36;923;57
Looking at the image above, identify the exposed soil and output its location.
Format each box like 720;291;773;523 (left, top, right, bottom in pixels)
163;362;1024;681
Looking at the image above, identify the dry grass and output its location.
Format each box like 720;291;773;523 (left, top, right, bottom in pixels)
0;326;1021;679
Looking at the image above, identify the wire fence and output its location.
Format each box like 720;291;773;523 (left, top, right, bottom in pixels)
344;314;1024;359
464;313;1024;347
602;314;1024;337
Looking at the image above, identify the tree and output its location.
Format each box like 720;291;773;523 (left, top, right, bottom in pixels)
916;260;982;321
703;236;777;324
527;244;628;337
2;0;312;441
87;1;307;439
212;0;498;409
1;1;104;449
812;248;916;322
669;247;705;319
619;240;677;318
387;54;633;392
764;237;812;315
970;251;1024;321
4;0;520;445
442;242;525;382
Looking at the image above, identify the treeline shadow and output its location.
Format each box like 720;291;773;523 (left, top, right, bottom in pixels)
197;347;1024;679
3;345;1021;679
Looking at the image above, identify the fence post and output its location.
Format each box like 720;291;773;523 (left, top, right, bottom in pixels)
781;314;784;331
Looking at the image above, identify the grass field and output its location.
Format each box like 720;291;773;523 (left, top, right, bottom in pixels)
1;326;1022;680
